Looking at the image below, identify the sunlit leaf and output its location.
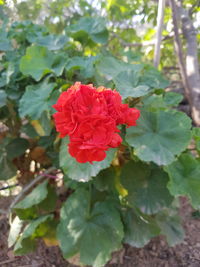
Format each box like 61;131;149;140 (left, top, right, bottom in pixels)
57;188;123;267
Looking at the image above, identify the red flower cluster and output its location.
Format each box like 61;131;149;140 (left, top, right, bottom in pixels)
53;82;140;163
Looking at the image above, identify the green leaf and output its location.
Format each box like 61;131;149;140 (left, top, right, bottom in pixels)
126;110;192;165
163;92;183;107
20;45;67;81
0;90;6;107
38;135;55;149
142;93;183;111
142;95;166;111
21;123;38;138
114;70;150;99
139;66;169;89
192;127;200;151
165;154;200;209
19;80;56;119
156;211;185;246
70;17;108;44
20;45;54;81
14;180;56;220
33;34;69;50
121;161;173;214
96;56;142;79
14;214;53;255
0;141;17;180
93;167;116;192
0;30;12;51
66;56;97;78
59;138;116;181
14;181;48;210
57;188;123;267
37;111;53;136
6;138;29;159
51;54;67;76
14;237;36;255
123;208;160;247
38;183;57;213
0;74;7;88
0;155;16;180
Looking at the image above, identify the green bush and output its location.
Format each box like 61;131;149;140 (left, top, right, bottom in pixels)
0;18;199;267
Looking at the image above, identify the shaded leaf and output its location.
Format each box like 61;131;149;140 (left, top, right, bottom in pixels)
93;167;116;192
192;127;200;151
121;161;173;214
156;211;185;246
6;138;29;159
0;90;6;107
14;180;56;220
21;123;38;138
14;215;53;255
123;208;160;247
70;17;108;44
0;141;17;180
14;181;48;210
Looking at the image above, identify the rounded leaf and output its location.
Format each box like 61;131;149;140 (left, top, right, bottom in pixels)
165;154;200;209
59;138;116;182
57;188;123;267
123;208;160;247
121;161;173;214
126;110;192;165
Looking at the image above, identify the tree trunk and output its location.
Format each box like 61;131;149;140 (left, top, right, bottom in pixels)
170;0;200;126
178;1;200;126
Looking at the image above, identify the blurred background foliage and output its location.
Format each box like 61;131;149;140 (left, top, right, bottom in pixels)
1;0;199;70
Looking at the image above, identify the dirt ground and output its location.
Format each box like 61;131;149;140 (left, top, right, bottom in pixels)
1;196;200;267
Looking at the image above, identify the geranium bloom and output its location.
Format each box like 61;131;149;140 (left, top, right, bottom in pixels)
53;82;140;163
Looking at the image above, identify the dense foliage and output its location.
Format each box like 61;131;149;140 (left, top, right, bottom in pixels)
0;6;200;267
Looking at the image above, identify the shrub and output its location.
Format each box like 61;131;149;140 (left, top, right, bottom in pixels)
0;19;199;267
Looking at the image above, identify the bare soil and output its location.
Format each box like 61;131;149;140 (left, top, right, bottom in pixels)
1;197;200;267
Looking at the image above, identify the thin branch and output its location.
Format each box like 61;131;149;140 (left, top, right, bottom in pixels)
0;259;18;266
110;32;174;48
154;0;166;67
0;183;19;191
8;167;55;213
110;32;155;47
